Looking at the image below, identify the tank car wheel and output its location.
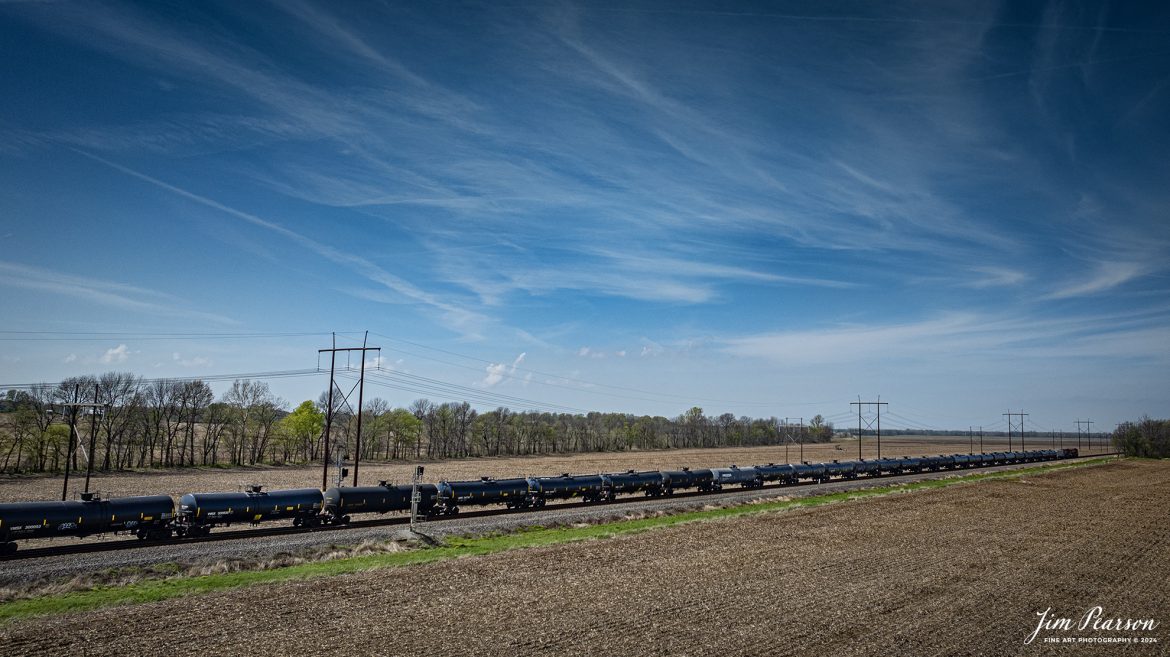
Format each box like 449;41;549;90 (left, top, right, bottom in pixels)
293;517;303;527
1;542;16;556
136;528;150;541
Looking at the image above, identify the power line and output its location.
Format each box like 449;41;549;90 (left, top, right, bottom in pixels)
348;369;590;414
369;331;799;409
0;368;323;390
0;331;337;341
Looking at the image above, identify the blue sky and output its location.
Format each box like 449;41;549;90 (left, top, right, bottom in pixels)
1;0;1168;432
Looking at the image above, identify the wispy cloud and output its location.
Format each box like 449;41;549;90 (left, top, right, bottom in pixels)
1044;261;1151;300
0;260;236;325
172;352;212;367
73;151;490;337
723;308;1170;365
964;266;1029;289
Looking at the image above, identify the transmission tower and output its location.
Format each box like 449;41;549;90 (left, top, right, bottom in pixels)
318;331;380;490
851;397;888;459
1003;410;1028;451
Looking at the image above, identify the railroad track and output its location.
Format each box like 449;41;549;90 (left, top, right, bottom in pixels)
1;453;1116;562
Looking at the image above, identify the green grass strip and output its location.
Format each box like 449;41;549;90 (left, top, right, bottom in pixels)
0;457;1115;623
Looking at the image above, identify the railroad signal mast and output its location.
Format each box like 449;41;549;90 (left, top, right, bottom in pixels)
410;465;425;532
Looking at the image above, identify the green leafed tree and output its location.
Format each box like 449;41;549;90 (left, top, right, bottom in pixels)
280;400;325;462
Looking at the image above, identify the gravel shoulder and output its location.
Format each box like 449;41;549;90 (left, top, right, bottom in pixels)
2;457;1164;656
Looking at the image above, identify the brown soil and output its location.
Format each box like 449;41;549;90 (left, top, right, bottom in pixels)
2;458;1164;656
0;435;1087;502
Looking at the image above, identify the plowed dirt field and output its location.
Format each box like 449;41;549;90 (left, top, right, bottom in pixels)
3;458;1163;656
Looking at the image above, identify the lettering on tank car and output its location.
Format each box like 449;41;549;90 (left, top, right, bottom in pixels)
57;522;77;531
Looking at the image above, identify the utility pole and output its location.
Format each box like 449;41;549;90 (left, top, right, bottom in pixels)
1003;410;1028;451
969;426;973;454
851;397;888;459
783;418;789;464
321;337;336;492
797;418;804;462
59;383;106;501
1076;419;1093;454
785;417;804;462
353;330;369;487
979;426;984;453
318;333;381;490
62;383;78;501
83;384;104;495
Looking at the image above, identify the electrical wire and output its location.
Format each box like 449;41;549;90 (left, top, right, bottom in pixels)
0;331;338;341
339;371;588;415
369;331;794;409
0;368;323;390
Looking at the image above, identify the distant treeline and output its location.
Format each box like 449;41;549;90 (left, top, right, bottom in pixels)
1113;417;1170;458
0;372;834;474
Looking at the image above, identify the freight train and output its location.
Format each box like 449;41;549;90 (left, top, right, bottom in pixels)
0;448;1078;556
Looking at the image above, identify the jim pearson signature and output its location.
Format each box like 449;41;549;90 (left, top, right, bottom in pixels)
1026;606;1160;645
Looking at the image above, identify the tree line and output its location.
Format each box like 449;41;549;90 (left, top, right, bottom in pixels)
0;372;834;474
1112;417;1170;458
